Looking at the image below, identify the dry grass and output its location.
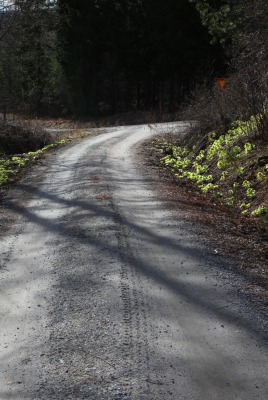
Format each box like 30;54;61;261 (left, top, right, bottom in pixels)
0;122;53;155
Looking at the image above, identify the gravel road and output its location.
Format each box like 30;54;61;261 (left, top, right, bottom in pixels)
0;124;267;399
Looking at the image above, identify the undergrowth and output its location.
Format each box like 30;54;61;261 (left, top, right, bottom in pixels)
0;140;66;187
156;114;268;231
0;122;53;155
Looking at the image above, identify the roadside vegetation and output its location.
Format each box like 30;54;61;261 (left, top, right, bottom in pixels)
0;121;66;188
155;115;268;235
153;0;268;237
0;141;66;186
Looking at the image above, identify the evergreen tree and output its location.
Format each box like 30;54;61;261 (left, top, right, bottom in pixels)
0;0;62;115
58;0;104;115
58;0;224;116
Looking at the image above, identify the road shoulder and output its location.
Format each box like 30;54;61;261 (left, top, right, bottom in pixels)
136;136;268;338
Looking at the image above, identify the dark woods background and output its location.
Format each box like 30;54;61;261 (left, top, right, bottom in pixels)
0;1;224;118
58;0;224;117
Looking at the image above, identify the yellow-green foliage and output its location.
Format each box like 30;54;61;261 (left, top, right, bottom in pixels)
251;205;268;217
158;114;268;220
0;140;66;186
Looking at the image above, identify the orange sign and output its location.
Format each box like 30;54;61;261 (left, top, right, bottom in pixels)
215;78;228;91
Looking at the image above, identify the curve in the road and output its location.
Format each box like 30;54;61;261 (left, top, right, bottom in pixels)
0;124;267;399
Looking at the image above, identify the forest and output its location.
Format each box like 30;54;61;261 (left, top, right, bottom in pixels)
0;0;224;118
0;1;268;148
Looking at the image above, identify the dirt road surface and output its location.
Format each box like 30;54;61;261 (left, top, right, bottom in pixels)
0;124;267;399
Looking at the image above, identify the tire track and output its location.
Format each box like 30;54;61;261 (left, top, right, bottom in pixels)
107;172;151;398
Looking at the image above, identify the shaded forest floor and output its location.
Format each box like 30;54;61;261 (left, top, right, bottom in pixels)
137;136;268;310
2;110;177;130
